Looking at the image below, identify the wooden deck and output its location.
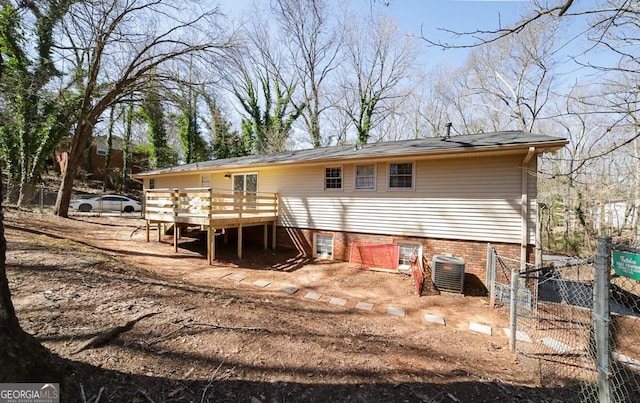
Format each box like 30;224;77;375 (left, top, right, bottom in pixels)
144;188;278;263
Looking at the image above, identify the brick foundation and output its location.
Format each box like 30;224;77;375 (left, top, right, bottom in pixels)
275;226;533;288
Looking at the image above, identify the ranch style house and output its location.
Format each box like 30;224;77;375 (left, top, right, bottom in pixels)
132;130;568;288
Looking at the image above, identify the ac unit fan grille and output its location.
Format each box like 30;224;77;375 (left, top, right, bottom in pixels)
432;256;465;293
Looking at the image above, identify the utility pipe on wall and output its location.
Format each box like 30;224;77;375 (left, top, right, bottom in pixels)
521;147;535;272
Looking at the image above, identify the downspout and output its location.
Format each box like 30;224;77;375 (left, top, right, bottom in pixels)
521;147;535;272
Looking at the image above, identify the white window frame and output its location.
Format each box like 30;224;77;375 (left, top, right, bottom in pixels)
233;172;258;210
355;164;376;191
96;145;108;156
232;172;258;193
396;241;422;271
313;233;334;259
324;166;343;191
388;162;415;191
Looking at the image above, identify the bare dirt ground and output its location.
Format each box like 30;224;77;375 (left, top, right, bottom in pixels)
4;208;578;402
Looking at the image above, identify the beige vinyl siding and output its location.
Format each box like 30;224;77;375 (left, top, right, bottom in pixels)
147;172;242;192
148;174;200;189
147;153;537;244
257;154;534;244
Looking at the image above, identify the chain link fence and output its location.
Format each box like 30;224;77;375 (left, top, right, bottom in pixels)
3;179;142;217
487;239;640;402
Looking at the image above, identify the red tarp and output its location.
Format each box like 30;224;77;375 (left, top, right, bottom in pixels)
348;242;400;271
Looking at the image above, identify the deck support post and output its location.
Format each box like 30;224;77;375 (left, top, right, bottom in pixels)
173;188;179;253
263;224;268;250
174;224;179;253
146;220;150;242
157;223;162;242
272;221;276;250
237;224;243;259
207;226;215;264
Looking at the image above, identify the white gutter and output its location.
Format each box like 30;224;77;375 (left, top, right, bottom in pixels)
521;147;535;271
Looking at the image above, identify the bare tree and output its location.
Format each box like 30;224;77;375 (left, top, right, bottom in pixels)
53;0;233;217
338;13;419;145
272;0;342;148
423;0;640;134
420;64;483;137
456;19;559;133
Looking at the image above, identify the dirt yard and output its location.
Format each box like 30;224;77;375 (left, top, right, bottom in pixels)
4;209;577;402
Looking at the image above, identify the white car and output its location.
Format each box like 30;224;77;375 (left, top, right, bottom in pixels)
69;195;142;213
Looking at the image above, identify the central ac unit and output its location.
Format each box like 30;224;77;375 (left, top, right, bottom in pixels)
432;255;465;294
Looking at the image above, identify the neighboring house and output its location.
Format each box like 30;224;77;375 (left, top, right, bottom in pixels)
132;131;567;286
591;201;637;231
55;135;149;181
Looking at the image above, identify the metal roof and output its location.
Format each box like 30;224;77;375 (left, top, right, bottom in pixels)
134;131;567;177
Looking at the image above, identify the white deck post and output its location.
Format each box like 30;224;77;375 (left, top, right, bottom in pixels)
208;187;214;264
173;188;179;253
272;193;278;249
208;226;215;264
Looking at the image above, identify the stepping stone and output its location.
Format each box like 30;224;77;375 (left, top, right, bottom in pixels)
424;313;446;326
280;285;298;295
227;273;245;282
387;307;406;317
252;280;270;288
541;337;572;353
303;291;323;301
469;322;492;336
355;302;374;311
502;328;532;343
329;297;347;306
613;352;640;370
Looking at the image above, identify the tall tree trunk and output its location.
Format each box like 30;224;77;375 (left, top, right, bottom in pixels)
0;167;67;388
103;106;116;191
121;104;133;191
54;124;91;218
16;177;37;208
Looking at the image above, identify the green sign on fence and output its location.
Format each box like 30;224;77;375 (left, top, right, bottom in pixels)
612;250;640;281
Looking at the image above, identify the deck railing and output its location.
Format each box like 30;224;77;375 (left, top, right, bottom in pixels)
144;187;278;223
